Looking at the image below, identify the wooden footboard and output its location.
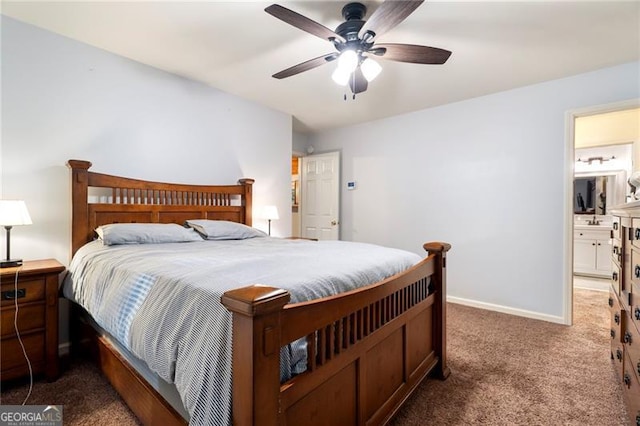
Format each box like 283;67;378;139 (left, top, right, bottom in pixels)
222;242;450;426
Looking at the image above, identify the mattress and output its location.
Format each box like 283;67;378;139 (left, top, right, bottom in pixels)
62;237;422;425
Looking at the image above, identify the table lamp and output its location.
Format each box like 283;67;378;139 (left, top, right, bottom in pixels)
262;205;279;236
0;200;32;268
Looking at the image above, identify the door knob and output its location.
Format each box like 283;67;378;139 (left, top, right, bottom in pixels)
331;220;338;226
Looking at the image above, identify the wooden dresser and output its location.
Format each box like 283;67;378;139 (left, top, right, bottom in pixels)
609;203;640;425
0;259;65;382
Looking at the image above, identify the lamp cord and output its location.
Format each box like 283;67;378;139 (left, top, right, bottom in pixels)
13;268;34;405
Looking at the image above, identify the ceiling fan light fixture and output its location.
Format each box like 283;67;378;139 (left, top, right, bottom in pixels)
337;50;358;73
332;66;351;86
266;1;448;96
361;57;382;82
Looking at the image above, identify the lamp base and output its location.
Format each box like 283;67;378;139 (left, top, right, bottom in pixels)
0;258;23;268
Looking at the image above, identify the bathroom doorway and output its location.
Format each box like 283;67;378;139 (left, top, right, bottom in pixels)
565;100;640;324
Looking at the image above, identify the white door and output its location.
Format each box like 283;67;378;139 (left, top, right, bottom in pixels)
301;152;340;240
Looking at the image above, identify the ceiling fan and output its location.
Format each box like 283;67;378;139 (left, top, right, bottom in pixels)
265;0;452;96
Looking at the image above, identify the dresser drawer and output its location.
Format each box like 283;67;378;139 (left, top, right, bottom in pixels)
1;332;45;371
631;282;640;334
1;303;45;337
612;262;622;295
612;216;622;240
611;289;625;380
632;219;640;251
632;249;640;287
625;314;640;378
611;289;623;341
612;239;623;267
623;352;640;424
612;343;625;381
0;278;46;307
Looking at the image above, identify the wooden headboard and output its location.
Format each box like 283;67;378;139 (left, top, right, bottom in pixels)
67;160;254;256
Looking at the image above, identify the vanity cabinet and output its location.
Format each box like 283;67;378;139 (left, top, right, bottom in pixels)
574;227;612;278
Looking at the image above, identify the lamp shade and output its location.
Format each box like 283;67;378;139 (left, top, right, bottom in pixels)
0;200;32;226
262;205;279;220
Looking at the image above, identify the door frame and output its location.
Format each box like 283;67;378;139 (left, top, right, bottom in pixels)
563;98;640;325
291;151;305;238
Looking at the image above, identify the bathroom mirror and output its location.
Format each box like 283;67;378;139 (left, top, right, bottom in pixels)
574;176;606;214
574;173;625;215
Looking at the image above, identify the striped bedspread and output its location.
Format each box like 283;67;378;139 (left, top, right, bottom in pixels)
62;238;421;425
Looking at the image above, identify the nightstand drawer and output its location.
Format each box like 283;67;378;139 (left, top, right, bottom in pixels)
1;304;45;337
0;278;46;307
1;332;45;371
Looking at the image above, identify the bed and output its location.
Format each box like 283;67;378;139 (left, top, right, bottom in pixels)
65;159;451;425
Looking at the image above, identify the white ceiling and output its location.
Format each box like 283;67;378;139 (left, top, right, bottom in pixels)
3;1;639;133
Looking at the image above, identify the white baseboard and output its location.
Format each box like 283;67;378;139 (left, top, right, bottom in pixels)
447;296;566;325
573;275;609;292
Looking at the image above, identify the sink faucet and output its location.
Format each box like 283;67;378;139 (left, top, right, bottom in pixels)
588;215;601;225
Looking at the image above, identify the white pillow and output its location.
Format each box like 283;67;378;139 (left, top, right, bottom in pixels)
185;220;267;240
96;223;203;246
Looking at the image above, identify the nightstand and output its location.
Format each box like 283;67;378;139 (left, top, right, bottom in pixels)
1;259;65;382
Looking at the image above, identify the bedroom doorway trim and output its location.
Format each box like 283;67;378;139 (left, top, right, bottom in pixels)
291;152;304;238
563;98;640;325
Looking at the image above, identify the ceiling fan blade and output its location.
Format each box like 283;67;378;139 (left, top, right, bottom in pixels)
273;53;339;79
358;0;424;41
373;43;451;64
349;68;368;94
266;4;345;43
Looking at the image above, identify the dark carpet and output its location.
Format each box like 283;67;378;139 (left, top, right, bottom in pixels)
1;289;627;425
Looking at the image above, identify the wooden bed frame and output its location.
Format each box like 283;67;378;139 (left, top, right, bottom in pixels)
67;159;451;425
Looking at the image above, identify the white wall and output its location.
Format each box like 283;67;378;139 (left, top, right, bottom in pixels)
575;108;640;170
1;17;292;344
1;16;292;264
309;61;640;321
292;131;309;155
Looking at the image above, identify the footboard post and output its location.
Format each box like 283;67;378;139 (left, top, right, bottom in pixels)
221;285;291;426
424;242;452;380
